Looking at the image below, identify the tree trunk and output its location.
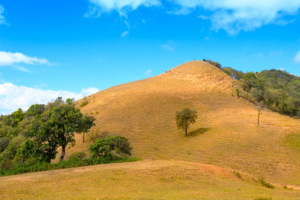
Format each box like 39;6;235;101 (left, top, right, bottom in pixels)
60;145;66;161
83;132;85;143
185;128;187;137
257;113;260;125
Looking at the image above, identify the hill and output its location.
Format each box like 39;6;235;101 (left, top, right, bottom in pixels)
61;61;300;188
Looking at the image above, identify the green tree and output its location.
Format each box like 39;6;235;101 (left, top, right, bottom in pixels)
26;104;45;118
11;108;24;128
89;136;132;158
66;98;74;105
24;101;95;162
175;108;198;137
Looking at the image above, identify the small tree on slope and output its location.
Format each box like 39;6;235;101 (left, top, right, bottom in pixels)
176;108;198;137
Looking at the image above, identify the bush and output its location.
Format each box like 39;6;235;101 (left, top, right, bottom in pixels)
89;136;132;158
233;171;242;179
259;178;275;189
68;152;86;161
80;101;88;107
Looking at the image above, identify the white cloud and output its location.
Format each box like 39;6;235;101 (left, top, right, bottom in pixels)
294;51;300;64
145;69;152;75
86;0;161;16
121;31;129;37
160;44;174;51
0;5;7;25
0;83;99;114
170;0;300;35
0;51;49;66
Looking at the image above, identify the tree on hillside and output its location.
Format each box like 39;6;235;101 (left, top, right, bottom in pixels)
24;98;95;162
256;102;265;125
176;108;198;137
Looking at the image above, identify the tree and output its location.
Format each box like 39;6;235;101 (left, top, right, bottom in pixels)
176;108;198;137
89;136;132;158
256;102;264;125
24;101;95;162
66;98;74;105
26;104;45;118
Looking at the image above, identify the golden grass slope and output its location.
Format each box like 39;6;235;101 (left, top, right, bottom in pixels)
63;61;300;187
1;160;300;200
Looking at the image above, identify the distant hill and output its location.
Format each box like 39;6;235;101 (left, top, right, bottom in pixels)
66;61;300;187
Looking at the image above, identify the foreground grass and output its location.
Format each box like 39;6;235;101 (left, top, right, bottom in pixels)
0;156;140;177
0;160;299;200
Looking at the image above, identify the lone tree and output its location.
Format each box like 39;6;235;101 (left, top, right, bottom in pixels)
256;101;264;125
176;108;198;137
24;98;95;162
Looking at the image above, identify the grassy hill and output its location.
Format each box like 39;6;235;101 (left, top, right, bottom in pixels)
3;61;299;199
59;61;300;188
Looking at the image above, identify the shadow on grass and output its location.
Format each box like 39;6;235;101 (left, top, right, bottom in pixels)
189;128;210;137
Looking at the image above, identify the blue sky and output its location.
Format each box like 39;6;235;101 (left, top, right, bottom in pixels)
0;0;300;114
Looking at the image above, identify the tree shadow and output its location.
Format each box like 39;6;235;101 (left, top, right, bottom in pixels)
189;128;211;137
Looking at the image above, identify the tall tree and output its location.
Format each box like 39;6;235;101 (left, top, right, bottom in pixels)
25;100;95;162
176;108;198;137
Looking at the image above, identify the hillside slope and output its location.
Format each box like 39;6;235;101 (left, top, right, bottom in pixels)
66;61;300;186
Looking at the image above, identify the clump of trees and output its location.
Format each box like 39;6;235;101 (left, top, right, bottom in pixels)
203;58;300;117
175;108;198;137
0;97;95;170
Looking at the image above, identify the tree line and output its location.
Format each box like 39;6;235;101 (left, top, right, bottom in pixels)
203;59;300;117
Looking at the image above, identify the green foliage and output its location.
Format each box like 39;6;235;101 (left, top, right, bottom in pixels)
11;108;24;127
223;67;244;80
66;98;74;105
26;104;45;118
233;171;242;179
68;152;86;161
89;136;132;158
80;101;88;107
0;156;140;177
259;178;275;189
24;98;95;162
0;138;10;153
175;108;198;137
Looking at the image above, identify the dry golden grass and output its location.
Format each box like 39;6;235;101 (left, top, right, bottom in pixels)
1;160;300;199
65;61;300;187
3;61;300;199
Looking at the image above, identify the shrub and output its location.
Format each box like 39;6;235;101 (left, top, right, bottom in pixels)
80;101;88;107
283;185;292;190
89;136;132;158
233;171;242;179
259;178;275;189
95;111;99;114
68;152;86;161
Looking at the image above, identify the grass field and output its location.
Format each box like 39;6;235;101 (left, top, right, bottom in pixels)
1;160;300;199
2;61;300;199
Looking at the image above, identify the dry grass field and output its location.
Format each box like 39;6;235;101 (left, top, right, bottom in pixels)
1;61;300;199
1;160;300;199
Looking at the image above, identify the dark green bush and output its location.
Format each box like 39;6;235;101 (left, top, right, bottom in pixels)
68;152;86;161
89;135;132;158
